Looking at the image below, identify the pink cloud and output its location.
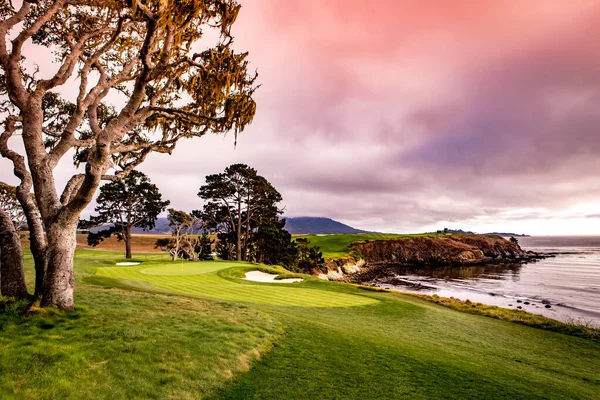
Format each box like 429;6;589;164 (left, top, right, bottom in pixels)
2;0;600;234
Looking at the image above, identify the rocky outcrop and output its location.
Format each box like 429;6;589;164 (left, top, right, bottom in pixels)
319;258;367;280
350;235;537;266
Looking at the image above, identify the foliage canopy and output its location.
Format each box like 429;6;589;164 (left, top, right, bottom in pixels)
198;163;283;262
0;0;256;308
86;170;169;258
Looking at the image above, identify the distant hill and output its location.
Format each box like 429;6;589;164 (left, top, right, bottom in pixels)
88;218;527;237
132;218;172;234
484;232;530;237
94;216;367;235
283;217;368;235
141;216;368;235
89;219;172;234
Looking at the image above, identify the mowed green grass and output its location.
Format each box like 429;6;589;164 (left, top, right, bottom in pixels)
94;260;377;307
295;233;435;258
0;252;282;399
1;250;600;399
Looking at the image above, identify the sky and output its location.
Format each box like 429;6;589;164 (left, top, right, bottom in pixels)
2;0;600;235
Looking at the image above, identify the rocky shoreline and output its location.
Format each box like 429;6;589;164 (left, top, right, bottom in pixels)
350;235;546;266
319;235;551;282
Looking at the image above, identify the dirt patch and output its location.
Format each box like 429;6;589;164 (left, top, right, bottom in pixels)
20;232;171;253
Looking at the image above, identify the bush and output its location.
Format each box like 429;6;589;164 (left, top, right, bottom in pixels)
294;238;325;273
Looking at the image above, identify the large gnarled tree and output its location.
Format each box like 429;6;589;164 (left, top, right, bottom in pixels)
0;0;257;309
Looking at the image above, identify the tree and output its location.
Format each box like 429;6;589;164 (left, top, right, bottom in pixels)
296;238;325;273
0;0;256;309
164;208;194;261
0;182;28;299
160;208;199;260
252;219;298;267
155;209;214;261
198;164;283;261
197;233;214;261
86;171;169;259
0;182;26;230
215;230;237;260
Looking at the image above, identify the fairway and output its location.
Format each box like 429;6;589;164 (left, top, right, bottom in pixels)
5;2;599;399
140;263;232;276
295;233;434;258
95;260;378;308
2;250;599;399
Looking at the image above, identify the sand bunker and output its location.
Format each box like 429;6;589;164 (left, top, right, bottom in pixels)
243;271;303;283
116;262;141;266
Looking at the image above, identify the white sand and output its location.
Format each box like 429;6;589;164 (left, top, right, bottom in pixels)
116;262;141;266
243;271;303;283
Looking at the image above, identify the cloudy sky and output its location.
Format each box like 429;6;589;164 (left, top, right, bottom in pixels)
3;0;600;235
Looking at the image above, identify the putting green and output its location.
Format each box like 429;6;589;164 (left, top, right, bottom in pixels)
139;262;244;276
96;261;378;308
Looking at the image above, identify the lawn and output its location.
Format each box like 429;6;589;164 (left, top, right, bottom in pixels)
295;233;435;258
1;250;599;399
93;259;377;307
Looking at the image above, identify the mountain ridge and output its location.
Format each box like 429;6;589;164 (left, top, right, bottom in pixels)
283;217;368;235
108;216;369;235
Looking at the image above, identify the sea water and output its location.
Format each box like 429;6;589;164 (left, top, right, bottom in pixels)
367;236;600;325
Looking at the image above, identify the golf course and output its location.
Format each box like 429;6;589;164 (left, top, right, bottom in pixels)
1;250;599;399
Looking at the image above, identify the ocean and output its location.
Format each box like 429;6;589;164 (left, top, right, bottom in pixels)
366;236;600;325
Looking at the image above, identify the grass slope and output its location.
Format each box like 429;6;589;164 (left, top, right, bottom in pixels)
216;303;600;400
1;250;599;399
0;253;281;399
93;260;377;307
295;233;433;258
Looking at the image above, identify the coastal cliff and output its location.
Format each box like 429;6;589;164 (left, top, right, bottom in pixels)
349;235;534;266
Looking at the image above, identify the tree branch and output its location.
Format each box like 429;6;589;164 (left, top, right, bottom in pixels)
0;115;46;253
0;2;33;108
46;20;135;167
0;116;28;184
11;1;66;57
60;173;119;206
36;26;117;94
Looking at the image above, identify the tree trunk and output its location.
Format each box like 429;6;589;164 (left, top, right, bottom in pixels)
1;119;49;297
236;200;242;261
20;205;47;298
40;222;76;311
259;245;264;264
243;190;251;261
0;209;30;299
32;241;48;298
125;225;132;259
173;228;180;261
